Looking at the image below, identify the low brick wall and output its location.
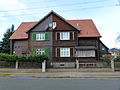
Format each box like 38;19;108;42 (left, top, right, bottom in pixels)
47;68;112;72
0;68;112;73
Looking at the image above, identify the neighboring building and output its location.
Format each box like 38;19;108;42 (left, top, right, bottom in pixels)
9;11;108;68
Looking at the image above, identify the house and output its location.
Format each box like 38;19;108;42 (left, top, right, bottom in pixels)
9;11;108;68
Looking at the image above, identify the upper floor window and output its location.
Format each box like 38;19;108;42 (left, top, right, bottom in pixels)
32;32;50;41
36;33;45;40
60;32;70;40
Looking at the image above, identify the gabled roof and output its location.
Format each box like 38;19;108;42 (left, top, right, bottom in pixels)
9;11;101;40
26;10;79;33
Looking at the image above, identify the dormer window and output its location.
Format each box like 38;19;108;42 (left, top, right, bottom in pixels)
77;23;80;26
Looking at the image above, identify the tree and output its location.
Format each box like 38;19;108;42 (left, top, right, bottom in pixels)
114;34;120;59
116;33;120;42
0;25;15;54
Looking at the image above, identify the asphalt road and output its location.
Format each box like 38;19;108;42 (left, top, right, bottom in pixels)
0;78;120;90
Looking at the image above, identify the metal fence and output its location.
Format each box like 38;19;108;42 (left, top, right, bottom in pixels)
0;61;42;69
79;61;111;68
114;61;120;71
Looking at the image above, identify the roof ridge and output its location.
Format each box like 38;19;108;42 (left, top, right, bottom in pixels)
21;21;38;23
21;19;93;23
67;19;92;21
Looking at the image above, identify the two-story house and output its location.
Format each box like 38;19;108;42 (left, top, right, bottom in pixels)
9;11;108;68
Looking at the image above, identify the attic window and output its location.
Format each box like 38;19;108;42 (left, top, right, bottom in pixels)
52;22;56;29
48;22;57;29
77;23;80;26
48;23;52;28
102;47;105;50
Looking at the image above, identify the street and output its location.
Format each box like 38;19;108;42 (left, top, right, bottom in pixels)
0;77;120;90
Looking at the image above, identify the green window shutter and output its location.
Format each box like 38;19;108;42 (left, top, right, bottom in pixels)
45;32;50;41
45;48;50;57
32;48;37;54
32;33;36;41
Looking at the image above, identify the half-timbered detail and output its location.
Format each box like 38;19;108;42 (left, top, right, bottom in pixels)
9;11;108;68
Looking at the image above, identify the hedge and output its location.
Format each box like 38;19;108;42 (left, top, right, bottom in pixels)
0;53;48;62
115;56;120;61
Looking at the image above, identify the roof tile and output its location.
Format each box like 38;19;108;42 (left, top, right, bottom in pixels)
9;22;37;39
67;19;101;37
9;19;101;39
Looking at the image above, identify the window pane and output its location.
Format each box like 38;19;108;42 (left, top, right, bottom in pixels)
60;48;70;57
36;33;45;40
60;32;70;40
36;48;45;55
76;50;95;57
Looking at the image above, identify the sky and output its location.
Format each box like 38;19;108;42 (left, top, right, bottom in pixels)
0;0;120;49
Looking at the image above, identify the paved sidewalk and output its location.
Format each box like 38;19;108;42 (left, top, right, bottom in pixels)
0;72;120;78
0;68;120;78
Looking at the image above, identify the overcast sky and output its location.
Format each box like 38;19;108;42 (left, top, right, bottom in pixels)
0;0;120;48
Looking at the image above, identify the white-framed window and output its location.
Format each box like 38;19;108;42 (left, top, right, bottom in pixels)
76;50;95;57
36;48;45;55
60;32;70;40
36;33;45;40
60;48;70;57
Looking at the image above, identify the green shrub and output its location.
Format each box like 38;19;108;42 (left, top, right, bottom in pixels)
0;53;48;62
100;54;112;61
116;56;120;61
99;54;112;65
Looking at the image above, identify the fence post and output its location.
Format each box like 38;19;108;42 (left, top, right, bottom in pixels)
76;59;79;69
111;58;115;72
15;60;18;70
42;60;46;72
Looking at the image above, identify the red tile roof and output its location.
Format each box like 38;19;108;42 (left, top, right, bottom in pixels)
67;19;101;37
9;22;37;39
9;19;101;39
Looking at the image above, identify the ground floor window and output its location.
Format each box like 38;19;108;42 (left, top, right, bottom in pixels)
76;50;95;57
60;48;70;57
36;48;45;55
